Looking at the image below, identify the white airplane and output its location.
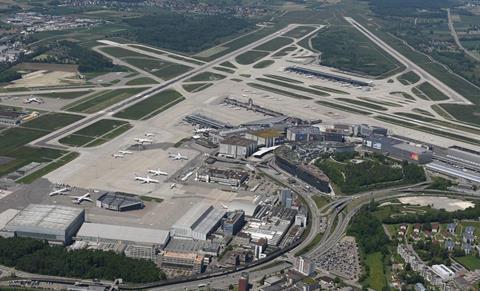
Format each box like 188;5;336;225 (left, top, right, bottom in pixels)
23;97;44;104
145;133;155;137
119;150;133;155
112;153;125;158
72;193;92;204
148;169;168;176
169;152;188;160
134;175;159;184
194;128;213;133
192;135;201;139
221;204;228;209
49;188;70;196
170;183;176;189
134;138;154;144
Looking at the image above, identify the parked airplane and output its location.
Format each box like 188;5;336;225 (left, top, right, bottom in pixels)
134;138;154;144
49;188;70;196
170;183;176;189
145;133;155;137
221;204;228;209
23;97;44;104
72;193;92;204
118;150;133;155
148;169;168;176
134;175;159;184
169;152;188;160
112;153;125;158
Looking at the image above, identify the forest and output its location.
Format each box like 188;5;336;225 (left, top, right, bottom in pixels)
0;237;164;283
120;13;253;53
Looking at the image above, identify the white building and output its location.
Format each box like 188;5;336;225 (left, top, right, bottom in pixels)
170;203;226;240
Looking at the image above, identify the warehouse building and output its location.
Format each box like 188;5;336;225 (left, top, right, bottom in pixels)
363;136;433;164
219;136;257;159
245;128;283;147
75;222;170;249
196;167;249;187
96;192;144;211
170;203;226;240
2;204;84;245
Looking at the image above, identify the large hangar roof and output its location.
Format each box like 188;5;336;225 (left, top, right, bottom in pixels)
5;204;83;232
228;200;260;217
76;223;170;246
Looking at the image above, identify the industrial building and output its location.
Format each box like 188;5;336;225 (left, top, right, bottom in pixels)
164;238;220;257
275;146;331;193
170;203;226;240
75;222;170;249
245;128;283;147
219;136;257;159
363;136;433;164
2;204;85;245
96;192;144;211
286;66;372;87
184;113;232;129
286;126;321;142
223;210;245;236
196;167;249;187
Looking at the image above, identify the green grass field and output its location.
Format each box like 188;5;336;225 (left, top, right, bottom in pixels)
282;26;317;38
247;83;313;100
21;113;84;131
114;89;184;120
59;119;132;147
263;74;303;84
316;100;373;115
152;63;192;80
312;195;331;209
253;60;275;69
235;50;270;65
439;104;480;126
17;152;79;184
186;72;225;82
272;46;296;57
364;252;387;290
38;91;92;99
455;255;480;271
253;37;293;52
67;88;145;113
125;77;157;85
219;61;237;69
414;82;449;101
213;66;235;74
397;71;420;85
256;77;329;97
310;85;349;95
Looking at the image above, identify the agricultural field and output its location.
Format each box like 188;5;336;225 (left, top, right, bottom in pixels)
59;119;132;147
66;88;146;113
113;90;184;120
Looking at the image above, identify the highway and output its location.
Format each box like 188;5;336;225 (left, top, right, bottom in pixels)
345;16;473;105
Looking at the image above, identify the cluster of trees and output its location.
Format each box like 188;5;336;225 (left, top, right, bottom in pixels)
315;155;425;194
427;176;456;190
0;237;164;283
413;240;450;266
0;67;21;83
384;203;480;224
347;203;390;254
30;41;121;73
121;13;252;53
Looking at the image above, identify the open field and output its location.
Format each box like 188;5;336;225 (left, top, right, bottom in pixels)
182;83;213;93
397;71;420;85
439;104;480;126
454;255;480;271
253;60;275;69
312;195;331;209
414;82;449;101
213;67;235;74
263;74;303;84
113;89;184;120
235;50;270;65
315;100;372;115
125;77;157;85
272;46;297;57
282;26;317;38
185;72;226;82
335;98;388;111
21;113;84;131
38;91;92;99
364;252;387;290
17;152;79;184
66;88;145;113
247;83;313;100
253;37;293;52
59;119;132;147
310;85;349;95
